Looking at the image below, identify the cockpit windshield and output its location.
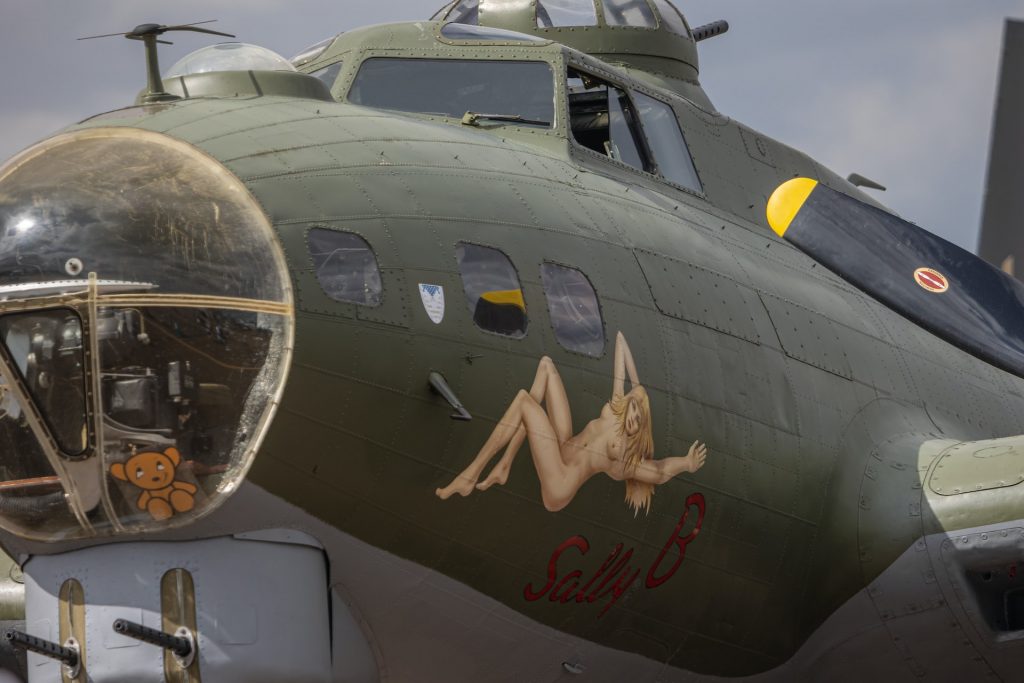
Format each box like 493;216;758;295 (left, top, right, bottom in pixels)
348;58;554;128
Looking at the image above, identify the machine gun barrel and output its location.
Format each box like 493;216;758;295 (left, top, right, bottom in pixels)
692;20;729;42
113;619;193;658
3;629;79;668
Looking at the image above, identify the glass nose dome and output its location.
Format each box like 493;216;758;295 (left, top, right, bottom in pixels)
0;128;293;540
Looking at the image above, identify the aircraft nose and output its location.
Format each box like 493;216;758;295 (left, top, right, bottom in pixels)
0;127;295;541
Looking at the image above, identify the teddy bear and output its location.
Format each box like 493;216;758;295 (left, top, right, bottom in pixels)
110;447;198;521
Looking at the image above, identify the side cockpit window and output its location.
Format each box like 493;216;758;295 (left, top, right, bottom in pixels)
633;92;701;192
456;243;527;337
541;263;604;356
568;69;651;172
568;68;702;193
308;228;383;307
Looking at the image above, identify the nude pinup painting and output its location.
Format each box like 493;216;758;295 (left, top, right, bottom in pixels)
436;332;707;515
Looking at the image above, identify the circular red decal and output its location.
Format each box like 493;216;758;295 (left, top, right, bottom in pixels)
914;267;949;293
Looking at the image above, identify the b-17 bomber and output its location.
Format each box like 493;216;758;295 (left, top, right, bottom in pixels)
0;1;1023;681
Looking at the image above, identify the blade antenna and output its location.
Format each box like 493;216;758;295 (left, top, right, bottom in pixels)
77;20;236;103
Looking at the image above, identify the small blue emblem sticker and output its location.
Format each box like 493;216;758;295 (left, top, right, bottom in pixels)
418;283;445;324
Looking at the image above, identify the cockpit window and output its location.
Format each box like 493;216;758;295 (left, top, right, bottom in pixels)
536;0;599;27
633;92;701;191
541;264;604;356
603;0;657;28
567;69;651;172
308;229;383;307
447;0;480;25
349;58;554;128
456;243;527;338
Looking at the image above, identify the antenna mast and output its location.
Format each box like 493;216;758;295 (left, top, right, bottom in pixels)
79;21;235;103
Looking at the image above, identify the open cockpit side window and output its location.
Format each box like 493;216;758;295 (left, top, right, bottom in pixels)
567;67;702;193
567;68;652;173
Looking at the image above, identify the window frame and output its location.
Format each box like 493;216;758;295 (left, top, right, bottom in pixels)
540;261;606;358
631;89;703;194
601;0;659;30
445;0;480;26
431;1;458;20
564;62;705;198
454;241;529;339
649;0;691;37
0;307;89;458
535;0;601;28
346;56;558;133
306;227;384;308
565;65;657;175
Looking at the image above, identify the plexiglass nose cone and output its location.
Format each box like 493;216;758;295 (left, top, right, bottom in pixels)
0;128;294;540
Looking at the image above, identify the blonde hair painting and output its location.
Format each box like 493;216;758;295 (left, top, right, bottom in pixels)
436;331;707;514
610;391;656;515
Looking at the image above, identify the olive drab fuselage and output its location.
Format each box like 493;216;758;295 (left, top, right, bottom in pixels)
1;7;1023;682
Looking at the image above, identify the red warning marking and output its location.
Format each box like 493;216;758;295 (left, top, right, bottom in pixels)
914;267;949;293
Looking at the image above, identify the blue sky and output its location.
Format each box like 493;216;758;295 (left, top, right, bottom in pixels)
1;0;1022;250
